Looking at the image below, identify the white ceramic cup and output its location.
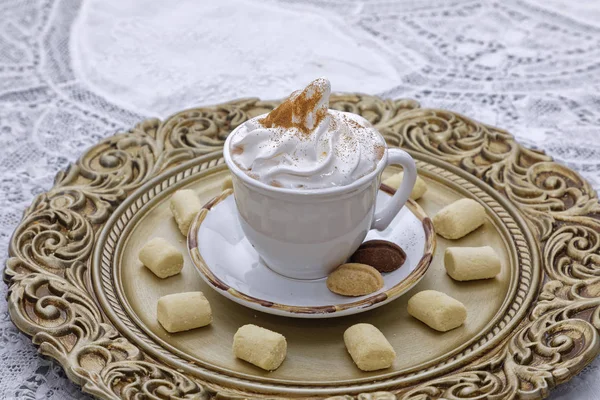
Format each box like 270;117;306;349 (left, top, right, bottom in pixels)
223;122;417;280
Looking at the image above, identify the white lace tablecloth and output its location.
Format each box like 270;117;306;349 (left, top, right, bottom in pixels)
1;0;599;398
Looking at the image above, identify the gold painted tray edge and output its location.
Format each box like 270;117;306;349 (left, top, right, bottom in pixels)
4;94;600;400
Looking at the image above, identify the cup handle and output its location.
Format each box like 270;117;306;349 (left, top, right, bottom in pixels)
371;148;417;231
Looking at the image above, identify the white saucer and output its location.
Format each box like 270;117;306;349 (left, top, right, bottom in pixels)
188;187;435;319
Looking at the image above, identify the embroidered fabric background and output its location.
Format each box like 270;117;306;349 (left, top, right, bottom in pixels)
1;0;598;398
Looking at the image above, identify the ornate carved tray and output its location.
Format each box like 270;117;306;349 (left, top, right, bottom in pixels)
5;94;600;400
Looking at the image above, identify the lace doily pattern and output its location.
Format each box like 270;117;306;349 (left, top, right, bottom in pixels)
2;0;600;399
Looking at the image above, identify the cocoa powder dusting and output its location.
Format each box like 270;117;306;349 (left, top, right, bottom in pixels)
232;144;244;155
374;144;385;160
347;119;364;130
328;116;338;131
259;78;329;135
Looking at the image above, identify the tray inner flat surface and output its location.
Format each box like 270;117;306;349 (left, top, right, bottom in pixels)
112;164;516;384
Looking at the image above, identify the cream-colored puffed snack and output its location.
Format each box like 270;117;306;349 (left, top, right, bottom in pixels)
138;237;183;278
170;189;203;236
157;292;212;333
221;175;233;191
344;323;396;371
432;198;486;240
233;324;287;371
383;171;427;200
326;263;384;297
408;290;467;332
444;246;501;281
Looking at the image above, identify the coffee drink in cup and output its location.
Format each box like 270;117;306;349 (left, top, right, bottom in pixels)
229;78;386;189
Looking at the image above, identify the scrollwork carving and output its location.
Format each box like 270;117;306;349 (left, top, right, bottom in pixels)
387;107;600;239
496;313;599;399
6;259;210;400
327;392;398;400
86;361;210;400
6;209;94;277
402;312;600;400
402;371;506;400
158;99;268;154
544;224;600;284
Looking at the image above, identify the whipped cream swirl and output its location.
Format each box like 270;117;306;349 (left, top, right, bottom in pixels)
229;78;386;189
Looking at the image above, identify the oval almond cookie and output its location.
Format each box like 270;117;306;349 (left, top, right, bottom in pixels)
326;263;384;297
